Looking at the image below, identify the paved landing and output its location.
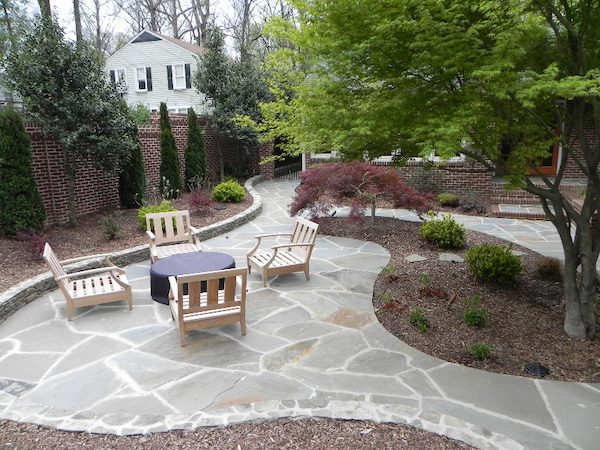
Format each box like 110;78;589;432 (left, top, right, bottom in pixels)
0;180;599;450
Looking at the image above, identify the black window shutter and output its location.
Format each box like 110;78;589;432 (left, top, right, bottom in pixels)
167;65;173;90
146;67;153;91
110;70;115;84
185;64;191;89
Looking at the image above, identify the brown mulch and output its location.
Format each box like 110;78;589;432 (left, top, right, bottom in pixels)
317;216;600;383
0;418;473;449
0;191;253;294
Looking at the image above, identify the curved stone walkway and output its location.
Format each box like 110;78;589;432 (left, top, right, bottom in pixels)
0;179;598;450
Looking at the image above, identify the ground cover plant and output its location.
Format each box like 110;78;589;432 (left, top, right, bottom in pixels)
316;216;600;382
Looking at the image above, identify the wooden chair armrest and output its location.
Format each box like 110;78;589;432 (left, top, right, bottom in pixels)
168;276;179;301
55;266;124;280
271;243;314;250
110;272;130;289
146;230;156;241
248;233;293;258
189;225;201;235
60;253;112;265
254;232;293;239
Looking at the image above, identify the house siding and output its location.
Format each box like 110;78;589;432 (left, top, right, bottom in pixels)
106;39;210;114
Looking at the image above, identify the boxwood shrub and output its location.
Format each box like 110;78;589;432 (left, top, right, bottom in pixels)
465;243;523;284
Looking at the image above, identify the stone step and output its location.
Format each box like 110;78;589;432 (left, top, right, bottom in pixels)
490;204;548;220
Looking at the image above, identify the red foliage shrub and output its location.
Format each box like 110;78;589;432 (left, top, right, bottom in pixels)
290;162;434;219
17;232;48;260
189;188;214;214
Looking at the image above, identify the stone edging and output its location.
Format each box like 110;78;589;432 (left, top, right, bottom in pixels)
0;175;265;325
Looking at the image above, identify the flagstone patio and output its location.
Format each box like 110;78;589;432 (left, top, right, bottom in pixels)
0;179;599;449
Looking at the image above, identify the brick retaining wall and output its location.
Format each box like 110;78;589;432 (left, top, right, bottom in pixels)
27;115;270;226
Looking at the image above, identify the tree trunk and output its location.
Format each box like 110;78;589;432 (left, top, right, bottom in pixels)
95;0;102;51
65;152;78;226
370;198;376;221
38;0;51;20
73;0;83;43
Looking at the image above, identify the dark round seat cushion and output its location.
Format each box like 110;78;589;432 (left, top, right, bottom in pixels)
150;252;236;305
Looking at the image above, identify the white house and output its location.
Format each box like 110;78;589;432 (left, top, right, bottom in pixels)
105;30;210;114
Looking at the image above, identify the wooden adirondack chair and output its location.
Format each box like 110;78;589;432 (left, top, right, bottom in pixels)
146;209;201;263
168;267;248;346
246;217;319;287
42;243;132;320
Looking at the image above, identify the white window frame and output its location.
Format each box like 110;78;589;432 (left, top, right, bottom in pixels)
172;62;186;90
114;68;127;85
135;66;148;92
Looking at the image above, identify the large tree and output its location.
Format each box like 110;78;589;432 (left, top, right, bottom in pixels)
7;19;139;225
262;0;600;339
195;27;270;178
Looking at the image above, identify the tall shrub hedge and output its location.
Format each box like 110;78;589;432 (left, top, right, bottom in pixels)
119;123;146;207
159;102;182;197
185;107;206;187
0;108;46;235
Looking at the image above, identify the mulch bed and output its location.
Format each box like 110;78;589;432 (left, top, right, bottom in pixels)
317;216;600;383
0;418;472;449
0;191;253;294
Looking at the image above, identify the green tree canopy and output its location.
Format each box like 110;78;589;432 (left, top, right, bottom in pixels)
262;0;600;339
6;19;139;225
195;27;271;151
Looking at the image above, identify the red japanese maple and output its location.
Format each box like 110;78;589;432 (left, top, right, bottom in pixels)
290;162;433;221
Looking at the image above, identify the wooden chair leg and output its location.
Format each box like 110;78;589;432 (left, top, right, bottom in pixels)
240;317;246;336
66;301;74;321
304;264;310;281
262;268;268;287
179;327;186;347
127;291;133;310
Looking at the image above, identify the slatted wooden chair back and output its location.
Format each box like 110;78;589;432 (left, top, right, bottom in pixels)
170;267;248;345
289;217;319;261
146;210;193;245
175;267;247;318
43;243;68;284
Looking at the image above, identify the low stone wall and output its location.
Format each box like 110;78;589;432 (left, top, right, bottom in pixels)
0;176;264;325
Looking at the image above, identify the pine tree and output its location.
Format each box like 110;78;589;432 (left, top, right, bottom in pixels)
159;102;182;197
184;108;206;187
118;124;146;207
0;108;46;236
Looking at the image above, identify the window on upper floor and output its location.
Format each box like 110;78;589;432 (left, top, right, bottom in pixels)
109;68;127;86
136;66;153;92
167;63;191;90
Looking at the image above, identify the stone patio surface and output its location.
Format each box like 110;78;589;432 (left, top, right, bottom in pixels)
1;179;599;449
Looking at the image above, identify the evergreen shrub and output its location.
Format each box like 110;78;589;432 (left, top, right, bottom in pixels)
185;108;206;187
419;211;465;249
212;180;246;203
465;244;523;284
0;108;46;235
159;103;182;198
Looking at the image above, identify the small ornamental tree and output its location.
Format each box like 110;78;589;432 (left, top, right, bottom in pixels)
7;19;139;225
185;107;206;186
290;162;433;221
118;120;146;208
159;102;182;198
0;108;46;235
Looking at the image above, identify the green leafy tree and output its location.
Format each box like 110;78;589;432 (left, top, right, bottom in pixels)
159;102;182;197
6;19;139;225
195;27;271;178
0;107;45;235
185;107;206;186
263;0;600;339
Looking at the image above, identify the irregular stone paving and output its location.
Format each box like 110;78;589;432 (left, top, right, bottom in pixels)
0;180;599;450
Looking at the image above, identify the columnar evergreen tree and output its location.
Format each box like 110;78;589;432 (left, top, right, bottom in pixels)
159;102;182;197
184;107;206;187
118;123;146;207
0;108;45;236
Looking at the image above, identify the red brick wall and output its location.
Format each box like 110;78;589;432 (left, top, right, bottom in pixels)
28;126;119;226
27;114;263;226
